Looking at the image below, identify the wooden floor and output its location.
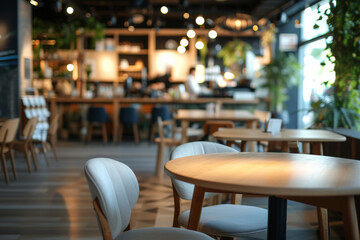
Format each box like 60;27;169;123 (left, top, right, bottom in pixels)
0;140;346;240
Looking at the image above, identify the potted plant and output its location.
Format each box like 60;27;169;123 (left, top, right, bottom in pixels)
261;51;300;116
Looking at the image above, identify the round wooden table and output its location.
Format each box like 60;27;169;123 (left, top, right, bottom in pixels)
165;152;360;240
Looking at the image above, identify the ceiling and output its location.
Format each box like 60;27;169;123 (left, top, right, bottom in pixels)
32;0;318;30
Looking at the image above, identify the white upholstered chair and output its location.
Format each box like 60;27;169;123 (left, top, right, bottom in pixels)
170;141;268;239
84;157;213;240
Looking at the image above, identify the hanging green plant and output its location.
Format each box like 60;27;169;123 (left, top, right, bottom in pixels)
313;0;360;129
217;39;252;67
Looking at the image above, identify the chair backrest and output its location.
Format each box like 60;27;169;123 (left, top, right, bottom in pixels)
0;118;20;144
23;117;38;139
84;158;139;239
158;117;176;141
170;141;238;200
89;106;107;123
203;120;235;135
48;114;59;136
151;106;172;123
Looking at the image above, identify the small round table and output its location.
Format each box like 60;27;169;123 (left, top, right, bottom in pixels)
165;152;360;240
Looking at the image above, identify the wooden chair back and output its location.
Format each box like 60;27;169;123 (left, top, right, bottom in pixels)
203;120;235;135
157;117;176;142
48;114;60;136
0;118;20;144
22;117;38;139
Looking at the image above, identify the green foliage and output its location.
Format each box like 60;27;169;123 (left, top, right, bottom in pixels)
217;39;252;67
32;17;105;51
261;52;301;114
313;0;360;129
309;89;360;129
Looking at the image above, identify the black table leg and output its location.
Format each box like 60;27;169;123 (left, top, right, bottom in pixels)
267;196;287;240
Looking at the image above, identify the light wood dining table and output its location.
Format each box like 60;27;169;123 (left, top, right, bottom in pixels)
212;128;347;240
165;152;360;240
213;128;347;154
174;109;259;150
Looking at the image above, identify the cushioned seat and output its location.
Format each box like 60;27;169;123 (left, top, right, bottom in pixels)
116;227;212;240
119;107;139;143
170;141;268;238
84;158;212;240
178;204;268;237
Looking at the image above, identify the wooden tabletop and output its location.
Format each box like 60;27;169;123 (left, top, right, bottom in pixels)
175;109;258;122
46;97;259;105
165;152;360;197
213;128;347;142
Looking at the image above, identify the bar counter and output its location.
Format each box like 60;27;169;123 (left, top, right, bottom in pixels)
47;97;260;143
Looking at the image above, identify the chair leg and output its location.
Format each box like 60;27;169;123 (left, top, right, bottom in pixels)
118;124;124;143
29;143;38;171
48;140;58;161
8;150;17;180
24;145;32;173
87;122;93;143
132;123;139;143
150;123;156;142
1;152;9;184
317;207;329;240
40;142;50;166
101;123;108;144
155;143;165;178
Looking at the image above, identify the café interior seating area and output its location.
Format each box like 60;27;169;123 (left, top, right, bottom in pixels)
1;0;360;239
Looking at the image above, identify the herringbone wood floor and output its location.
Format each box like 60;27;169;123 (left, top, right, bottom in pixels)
0;140;346;239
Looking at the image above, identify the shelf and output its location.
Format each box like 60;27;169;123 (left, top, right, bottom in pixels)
117;49;148;55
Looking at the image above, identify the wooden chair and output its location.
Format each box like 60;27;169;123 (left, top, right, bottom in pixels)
12;117;39;172
33;113;60;164
88;107;108;144
203;120;235;140
0;118;20;184
155;117;181;179
84;158;212;240
170;142;268;239
46;113;59;161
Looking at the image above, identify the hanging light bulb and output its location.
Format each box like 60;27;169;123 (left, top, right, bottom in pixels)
30;0;38;6
252;24;259;32
195;40;204;50
187;29;196;38
195;15;205;25
183;12;190;19
66;6;74;14
177;45;186;54
67;64;74;72
208;30;217;39
180;37;189;47
160;6;168;14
